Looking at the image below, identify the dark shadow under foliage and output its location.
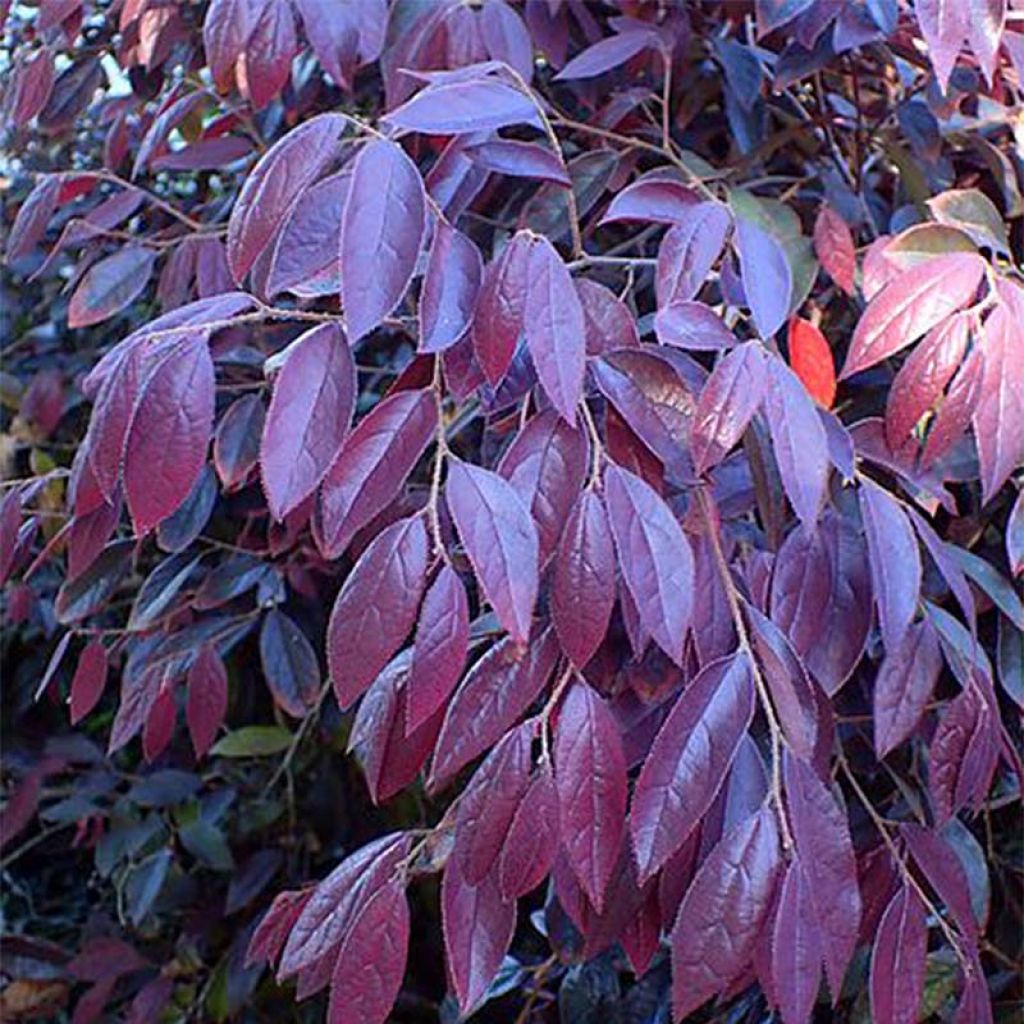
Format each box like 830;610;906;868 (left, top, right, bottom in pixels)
1;2;1023;1023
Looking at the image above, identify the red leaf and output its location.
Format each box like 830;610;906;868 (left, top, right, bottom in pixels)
315;388;437;559
387;78;541;135
186;644;228;759
874;619;943;757
245;889;312;969
577;278;641;354
784;753;862;997
260;323;356;520
123;334;215;536
691;340;767;474
142;683;176;762
870;884;928;1024
788;316;836;408
523;235;586;424
279;833;410;979
552;490;616;668
735;217;792;339
341;139;426;341
813;205;856;296
226;113;345;282
69;640;107;725
922;344;984;464
419;219;482;353
203;0;250;91
327;878;409;1024
972;300;1024;503
771;861;825;1024
429;627;559;789
670;806;782;1020
327;515;429;709
239;0;297;110
498;408;588;564
446;458;539;644
839;254;985;379
764;355;830;525
555;681;628;912
655;202;732;306
885;313;970;446
442;853;516;1016
454;724;533;884
631;652;755;883
68;247;156;328
859;481;922;653
554;28;660;80
604;466;695;667
498;762;560;900
406;564;469;734
471;232;531;386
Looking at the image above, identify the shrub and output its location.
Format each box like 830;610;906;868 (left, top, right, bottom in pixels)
2;2;1022;1022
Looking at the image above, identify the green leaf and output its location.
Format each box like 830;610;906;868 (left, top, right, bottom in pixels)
211;726;292;758
928;187;1010;256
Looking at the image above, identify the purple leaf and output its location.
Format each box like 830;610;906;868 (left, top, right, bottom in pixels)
429;627;558;790
446;458;539;644
203;0;250;91
68;247;156;328
327;878;408;1024
874;618;943;757
465;139;570;185
442;854;516;1015
600;174;702;226
764;356;830;524
479;0;533;81
859;481;922;652
341;139;426;340
385;79;541;135
240;0;297;110
691;340;767;474
965;0;1006;83
554;28;659;80
813;204;856;296
655;300;737;351
227;113;345;283
929;686;999;823
523;235;586;424
577;278;641;354
454;724;533;884
315;389;437;559
186;643;228;760
498;762;560;900
498;408;589;564
870;883;928;1024
279;833;410;979
555;681;628;912
260;609;321;718
916;0;968;91
406;564;469;734
735;217;792;339
655;202;732;306
69;640;108;725
670;806;782;1020
901;823;978;941
631;652;756;884
123;335;215;536
327;515;429;709
840;254;985;379
472;232;531;386
604;464;695;665
771;861;825;1024
784;753;861;997
552;490;616;668
260;323;356;521
972;301;1024;503
419;220;482;353
214;394;265;491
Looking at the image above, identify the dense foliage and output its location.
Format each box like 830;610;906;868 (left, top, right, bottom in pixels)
2;1;1022;1022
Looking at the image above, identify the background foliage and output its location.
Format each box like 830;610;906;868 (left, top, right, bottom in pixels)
1;1;1022;1022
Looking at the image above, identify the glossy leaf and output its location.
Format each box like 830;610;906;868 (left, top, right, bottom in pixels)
327;515;429;709
186;644;228;760
870;884;928;1024
386;79;540;135
772;861;825;1024
69;640;108;725
655;202;732;307
472;232;531;386
788;316;836;408
498;763;560;900
446;459;539;645
68;247;156;328
260;609;321;718
813;205;856;295
555;681;628;912
419;220;482;353
874;619;944;757
631;652;755;884
604;464;694;665
341;139;426;341
735;217;792;339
